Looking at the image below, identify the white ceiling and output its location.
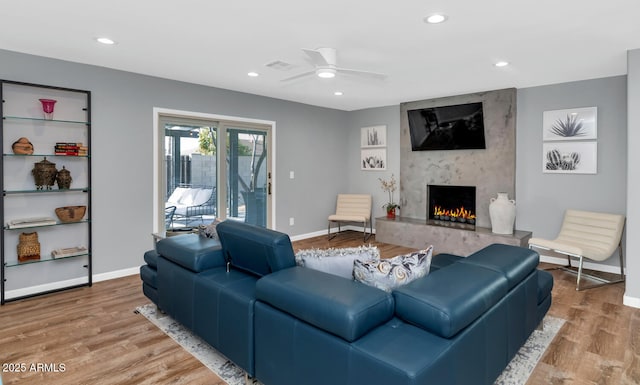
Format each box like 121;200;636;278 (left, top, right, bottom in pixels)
1;1;638;111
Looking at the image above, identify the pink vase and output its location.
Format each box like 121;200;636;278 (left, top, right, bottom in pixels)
39;99;57;120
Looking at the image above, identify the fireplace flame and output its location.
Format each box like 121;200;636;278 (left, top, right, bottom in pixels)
433;205;476;220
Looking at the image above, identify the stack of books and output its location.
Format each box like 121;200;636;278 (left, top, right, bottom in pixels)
54;142;88;156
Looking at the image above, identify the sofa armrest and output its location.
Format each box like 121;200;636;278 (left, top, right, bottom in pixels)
156;233;225;272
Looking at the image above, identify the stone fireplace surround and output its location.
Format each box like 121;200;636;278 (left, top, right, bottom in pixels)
375;88;531;254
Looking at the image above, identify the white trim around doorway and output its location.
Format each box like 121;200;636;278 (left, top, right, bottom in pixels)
152;107;277;233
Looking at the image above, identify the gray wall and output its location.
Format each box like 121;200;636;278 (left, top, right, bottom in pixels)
516;76;628;269
346;106;401;220
0;49;349;276
626;49;640;304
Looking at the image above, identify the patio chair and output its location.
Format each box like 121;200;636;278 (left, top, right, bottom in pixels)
165;205;176;229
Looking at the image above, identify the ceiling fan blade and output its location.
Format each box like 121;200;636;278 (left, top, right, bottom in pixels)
280;69;316;82
302;48;330;66
336;67;387;80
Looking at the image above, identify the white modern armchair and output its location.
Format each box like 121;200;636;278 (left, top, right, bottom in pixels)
328;194;372;242
528;209;625;291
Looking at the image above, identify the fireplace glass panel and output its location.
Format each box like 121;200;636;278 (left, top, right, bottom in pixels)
427;185;476;229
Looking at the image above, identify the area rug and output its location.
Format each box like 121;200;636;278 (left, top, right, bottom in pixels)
136;304;564;385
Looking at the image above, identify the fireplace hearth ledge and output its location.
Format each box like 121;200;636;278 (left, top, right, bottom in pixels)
375;216;532;256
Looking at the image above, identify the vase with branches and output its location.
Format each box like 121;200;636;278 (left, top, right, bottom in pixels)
379;174;399;218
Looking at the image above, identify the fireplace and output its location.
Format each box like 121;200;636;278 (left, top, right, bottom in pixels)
427;185;476;230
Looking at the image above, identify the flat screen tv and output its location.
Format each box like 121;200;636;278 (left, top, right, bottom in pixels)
407;102;486;151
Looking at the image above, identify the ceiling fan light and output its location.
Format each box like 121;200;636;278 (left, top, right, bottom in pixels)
317;68;336;78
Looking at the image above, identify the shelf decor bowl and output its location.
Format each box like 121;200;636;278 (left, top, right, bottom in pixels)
55;205;86;223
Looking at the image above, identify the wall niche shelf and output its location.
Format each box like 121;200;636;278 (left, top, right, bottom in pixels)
1;79;92;304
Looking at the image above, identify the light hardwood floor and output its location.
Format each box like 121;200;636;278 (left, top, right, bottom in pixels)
0;231;638;384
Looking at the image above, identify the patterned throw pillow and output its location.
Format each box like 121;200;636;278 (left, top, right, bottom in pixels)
295;246;380;279
353;246;433;292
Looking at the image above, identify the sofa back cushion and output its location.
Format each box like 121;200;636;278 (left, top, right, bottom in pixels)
459;244;539;290
216;220;296;276
256;267;394;342
393;263;508;338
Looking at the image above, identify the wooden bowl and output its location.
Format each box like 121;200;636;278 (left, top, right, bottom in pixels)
55;206;86;223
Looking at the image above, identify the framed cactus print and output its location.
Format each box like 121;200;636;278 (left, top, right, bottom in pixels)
543;107;597;141
543;141;597;174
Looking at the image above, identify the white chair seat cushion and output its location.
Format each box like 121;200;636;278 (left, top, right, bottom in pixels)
328;214;368;222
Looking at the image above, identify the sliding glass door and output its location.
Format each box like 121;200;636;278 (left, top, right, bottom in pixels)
158;113;272;229
224;126;270;226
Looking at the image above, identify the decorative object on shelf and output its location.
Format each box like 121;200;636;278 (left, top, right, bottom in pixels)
32;157;58;190
11;137;34;155
7;217;56;229
56;166;72;189
379;173;399;219
17;231;41;262
489;192;516;235
38;98;57;120
55;142;87;156
51;246;88;259
55;205;86;223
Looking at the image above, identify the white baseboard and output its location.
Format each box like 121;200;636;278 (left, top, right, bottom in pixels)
5;277;89;300
289;225;375;242
623;294;640;309
93;266;140;282
5;267;141;301
539;254;624;275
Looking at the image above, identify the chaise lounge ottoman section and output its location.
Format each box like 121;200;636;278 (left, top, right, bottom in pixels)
256;266;394;342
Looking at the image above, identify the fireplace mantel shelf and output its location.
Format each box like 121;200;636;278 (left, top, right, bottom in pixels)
375;216;532;256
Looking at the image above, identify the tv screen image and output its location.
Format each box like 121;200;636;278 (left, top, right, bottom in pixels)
407;102;486;151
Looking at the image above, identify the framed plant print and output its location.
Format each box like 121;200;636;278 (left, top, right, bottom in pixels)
361;148;386;170
361;125;387;148
543;141;597;174
543;107;597;141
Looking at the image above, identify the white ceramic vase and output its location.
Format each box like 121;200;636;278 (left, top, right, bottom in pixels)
489;192;516;235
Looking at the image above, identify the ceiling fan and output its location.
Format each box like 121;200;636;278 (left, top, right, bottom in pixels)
280;47;387;82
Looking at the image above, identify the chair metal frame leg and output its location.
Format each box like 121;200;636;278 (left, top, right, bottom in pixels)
530;242;625;291
328;220;341;240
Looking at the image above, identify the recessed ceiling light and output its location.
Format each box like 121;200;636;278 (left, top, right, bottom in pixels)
96;37;116;45
247;72;259;77
494;61;510;67
424;14;448;24
334;91;343;96
317;68;336;78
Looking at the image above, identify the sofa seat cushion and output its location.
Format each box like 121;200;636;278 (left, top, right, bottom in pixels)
256;266;394;342
460;244;539;290
430;253;462;271
144;249;159;269
537;270;553;304
394;263;508;338
156;234;224;273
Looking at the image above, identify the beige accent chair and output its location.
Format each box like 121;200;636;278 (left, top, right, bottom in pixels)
528;209;625;291
328;194;372;241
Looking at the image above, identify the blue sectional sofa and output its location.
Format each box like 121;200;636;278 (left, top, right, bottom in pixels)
140;220;553;385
